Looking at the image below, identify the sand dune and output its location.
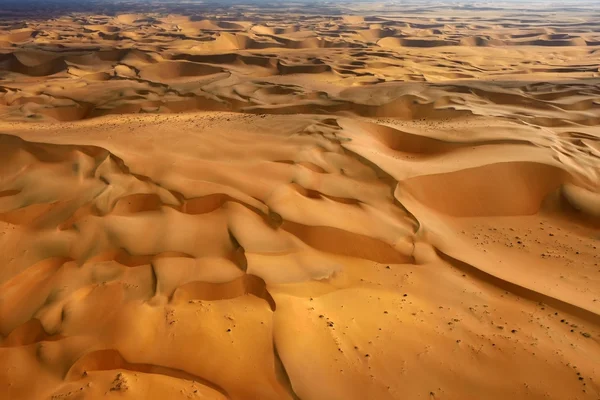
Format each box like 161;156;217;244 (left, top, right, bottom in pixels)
0;1;600;399
1;1;600;121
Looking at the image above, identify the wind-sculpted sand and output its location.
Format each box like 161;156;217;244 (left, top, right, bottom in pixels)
0;1;599;399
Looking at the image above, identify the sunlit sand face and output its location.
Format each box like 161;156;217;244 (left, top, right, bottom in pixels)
0;1;599;399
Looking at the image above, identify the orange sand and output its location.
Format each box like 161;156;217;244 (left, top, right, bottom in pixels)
0;2;599;400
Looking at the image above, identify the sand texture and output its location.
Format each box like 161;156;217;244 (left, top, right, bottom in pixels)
0;1;600;399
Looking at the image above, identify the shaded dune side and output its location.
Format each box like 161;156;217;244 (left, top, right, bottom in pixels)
354;120;462;154
172;274;276;311
0;52;68;77
65;348;230;397
400;162;573;217
138;61;226;81
350;119;532;155
1;318;64;348
281;221;412;264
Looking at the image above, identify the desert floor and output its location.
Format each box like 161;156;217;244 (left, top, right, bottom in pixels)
1;1;600;399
